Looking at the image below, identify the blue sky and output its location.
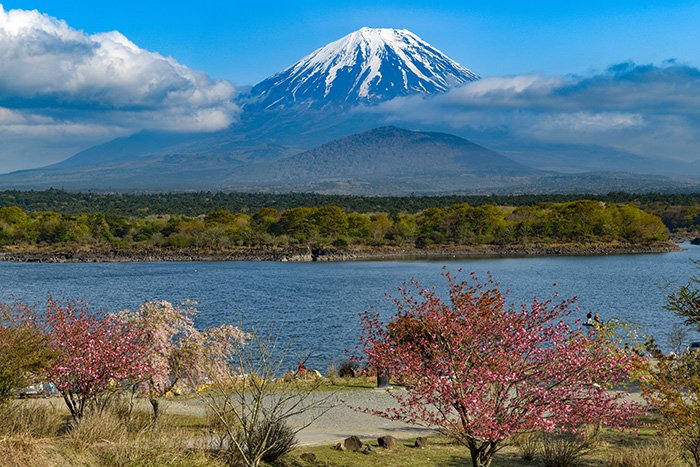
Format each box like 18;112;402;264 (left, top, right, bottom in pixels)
4;0;700;84
1;1;700;173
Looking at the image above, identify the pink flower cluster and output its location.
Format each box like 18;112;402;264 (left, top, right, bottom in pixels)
43;299;151;399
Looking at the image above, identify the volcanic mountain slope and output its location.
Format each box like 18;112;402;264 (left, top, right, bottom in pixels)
229;126;531;182
249;27;478;108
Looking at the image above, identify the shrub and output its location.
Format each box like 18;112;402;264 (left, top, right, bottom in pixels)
607;439;680;467
512;431;540;461
203;325;332;467
541;426;598;467
337;359;358;378
251;419;298;463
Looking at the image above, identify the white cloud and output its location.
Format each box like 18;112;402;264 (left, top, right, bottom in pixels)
370;62;700;161
0;5;238;172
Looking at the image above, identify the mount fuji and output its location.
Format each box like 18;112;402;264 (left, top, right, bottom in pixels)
0;27;692;193
250;27;479;108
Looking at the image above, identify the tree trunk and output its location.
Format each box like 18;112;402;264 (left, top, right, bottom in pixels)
467;439;496;467
63;392;78;422
150;398;160;421
468;448;493;467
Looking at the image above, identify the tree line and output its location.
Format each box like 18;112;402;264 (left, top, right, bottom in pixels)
0;200;668;251
1;189;699;232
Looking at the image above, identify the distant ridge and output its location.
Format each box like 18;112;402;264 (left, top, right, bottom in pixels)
230;126;531;183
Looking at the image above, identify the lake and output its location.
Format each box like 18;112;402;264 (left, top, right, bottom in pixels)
2;244;699;370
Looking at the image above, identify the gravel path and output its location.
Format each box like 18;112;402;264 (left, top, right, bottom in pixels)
158;387;436;446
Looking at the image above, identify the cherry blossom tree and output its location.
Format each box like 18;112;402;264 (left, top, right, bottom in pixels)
360;272;646;467
120;300;248;419
43;299;151;421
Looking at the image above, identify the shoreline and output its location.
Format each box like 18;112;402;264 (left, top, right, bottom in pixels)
0;242;682;263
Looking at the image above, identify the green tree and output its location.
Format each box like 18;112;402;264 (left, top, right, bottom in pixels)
274;208;315;241
311;206;348;238
347;212;371;238
666;262;700;331
369;213;393;243
0;305;55;404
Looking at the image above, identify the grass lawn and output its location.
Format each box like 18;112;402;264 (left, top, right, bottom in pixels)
282;426;679;467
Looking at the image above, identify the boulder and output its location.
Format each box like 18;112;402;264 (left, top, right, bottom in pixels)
361;444;374;455
414;436;428;448
334;442;345;451
692;237;700;245
377;435;397;448
300;452;317;462
343;435;363;452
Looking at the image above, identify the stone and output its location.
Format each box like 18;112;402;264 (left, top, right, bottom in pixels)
361;444;374;455
334;442;345;451
300;452;317;462
377;435;397;448
692;237;700;245
414;436;428;448
343;435;363;452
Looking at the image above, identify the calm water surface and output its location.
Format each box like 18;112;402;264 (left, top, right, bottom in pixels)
2;245;699;370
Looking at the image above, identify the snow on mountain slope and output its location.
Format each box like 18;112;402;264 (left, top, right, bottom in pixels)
250;27;479;108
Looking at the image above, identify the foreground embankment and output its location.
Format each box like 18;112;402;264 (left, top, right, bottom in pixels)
0;242;681;263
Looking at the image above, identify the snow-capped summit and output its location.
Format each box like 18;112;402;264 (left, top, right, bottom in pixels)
250;27;479;108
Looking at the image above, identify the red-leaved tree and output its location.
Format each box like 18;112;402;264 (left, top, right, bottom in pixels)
43;299;151;421
361;272;646;467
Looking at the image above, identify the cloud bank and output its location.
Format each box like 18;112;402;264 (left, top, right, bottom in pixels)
0;5;237;171
374;61;700;161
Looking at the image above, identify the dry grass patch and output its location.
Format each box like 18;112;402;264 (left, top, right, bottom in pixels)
607;438;681;467
0;401;65;437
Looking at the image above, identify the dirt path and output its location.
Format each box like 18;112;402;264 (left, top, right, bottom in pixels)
31;387;435;446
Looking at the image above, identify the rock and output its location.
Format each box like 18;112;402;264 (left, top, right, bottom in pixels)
377;435;397;449
414;436;428;448
334;442;345;451
361;444;374;455
343;435;363;452
692;237;700;245
300;452;317;462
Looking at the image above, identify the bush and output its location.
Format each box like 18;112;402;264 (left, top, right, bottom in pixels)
337;359;358;378
541;426;598;467
513;431;540;461
607;439;680;467
203;324;331;467
252;419;298;463
332;237;348;248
